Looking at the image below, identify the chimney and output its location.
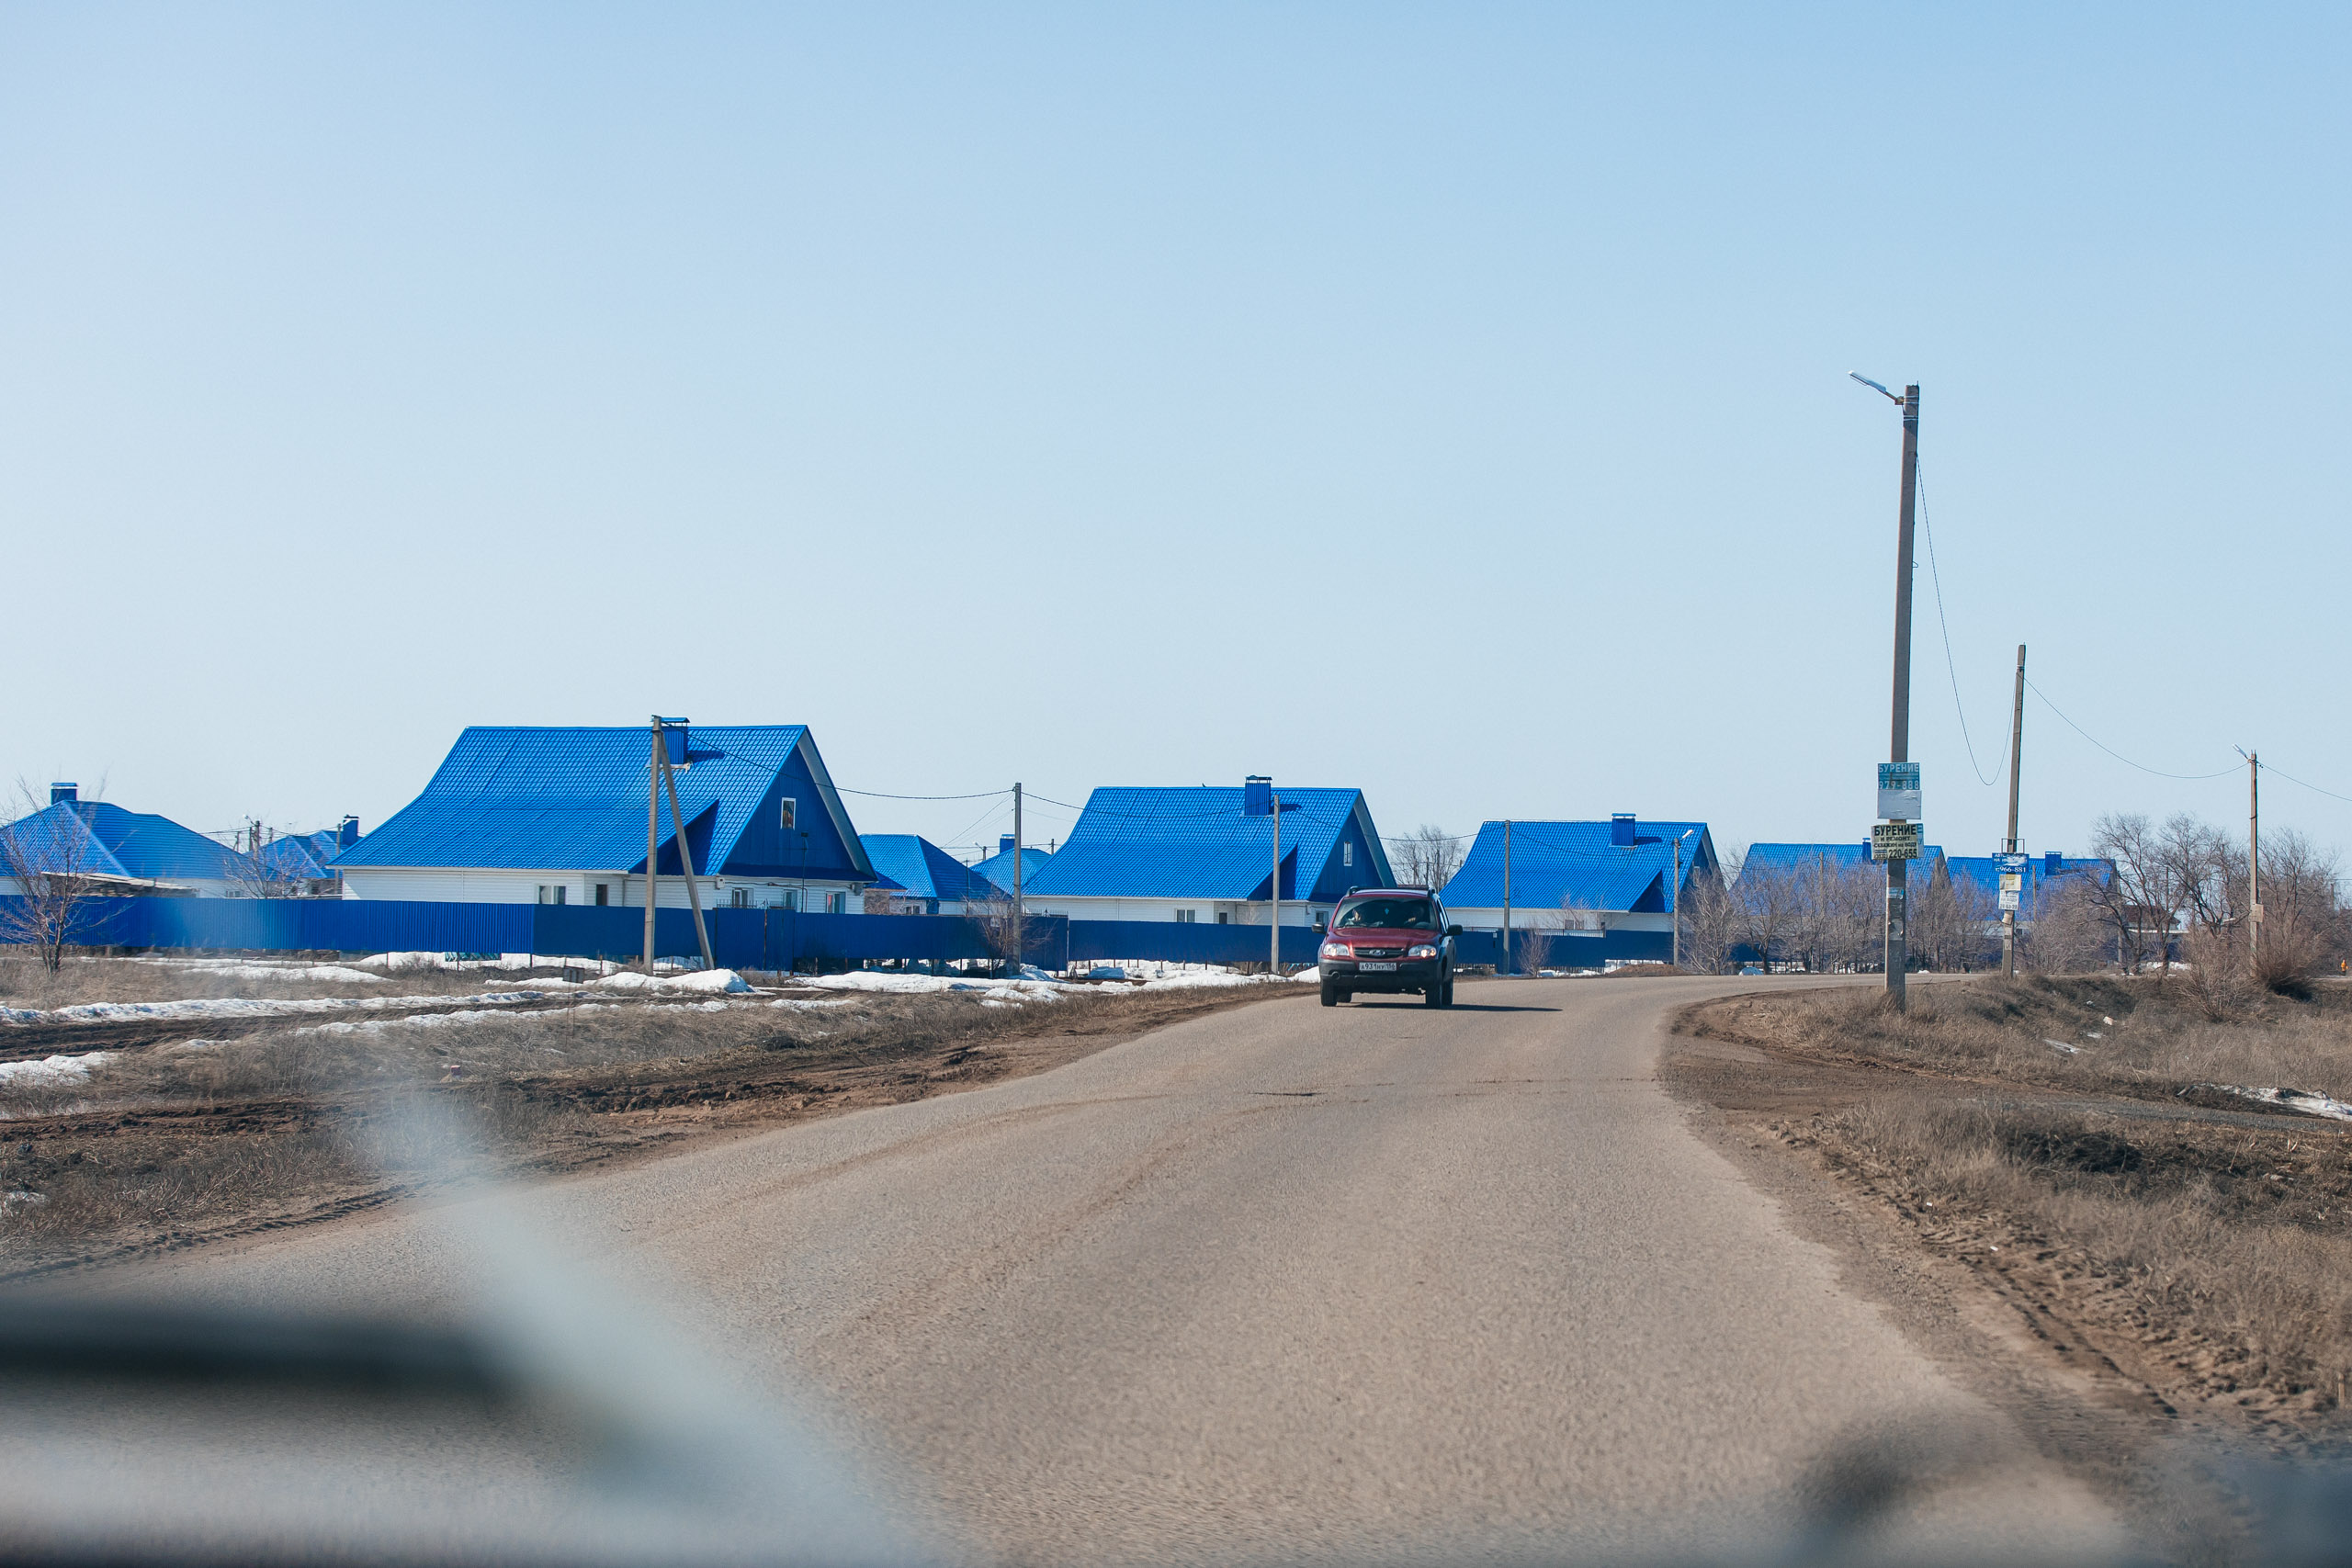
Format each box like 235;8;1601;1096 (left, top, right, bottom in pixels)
1611;814;1636;847
338;816;361;849
50;783;77;806
999;834;1015;855
2044;851;2063;875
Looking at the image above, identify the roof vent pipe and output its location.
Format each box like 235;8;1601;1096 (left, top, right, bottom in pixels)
50;783;77;805
999;834;1015;854
1611;814;1636;847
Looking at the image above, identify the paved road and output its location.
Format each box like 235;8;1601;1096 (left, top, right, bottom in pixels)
80;976;2126;1563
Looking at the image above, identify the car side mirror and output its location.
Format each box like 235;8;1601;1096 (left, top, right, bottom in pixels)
1445;924;1463;938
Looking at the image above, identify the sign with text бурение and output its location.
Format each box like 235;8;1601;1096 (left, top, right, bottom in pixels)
1877;761;1922;821
1871;822;1923;861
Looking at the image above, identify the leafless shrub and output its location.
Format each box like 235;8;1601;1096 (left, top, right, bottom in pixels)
2178;923;2255;1021
1675;865;1741;975
1910;859;1997;973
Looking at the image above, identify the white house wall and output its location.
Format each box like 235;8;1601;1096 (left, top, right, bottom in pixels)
1449;907;1672;934
1024;897;1329;926
340;868;866;912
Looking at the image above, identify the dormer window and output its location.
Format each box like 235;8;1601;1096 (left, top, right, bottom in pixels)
779;798;797;830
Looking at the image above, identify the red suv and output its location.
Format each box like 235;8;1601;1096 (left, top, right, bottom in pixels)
1317;888;1460;1008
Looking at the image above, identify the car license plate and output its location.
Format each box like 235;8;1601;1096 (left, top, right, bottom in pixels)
1359;961;1397;972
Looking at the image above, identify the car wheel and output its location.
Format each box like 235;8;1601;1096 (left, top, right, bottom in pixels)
1423;979;1444;1007
1320;984;1339;1008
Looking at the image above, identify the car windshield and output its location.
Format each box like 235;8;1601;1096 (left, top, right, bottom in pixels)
1337;897;1432;930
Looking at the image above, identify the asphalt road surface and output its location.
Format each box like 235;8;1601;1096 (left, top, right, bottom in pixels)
71;976;2130;1564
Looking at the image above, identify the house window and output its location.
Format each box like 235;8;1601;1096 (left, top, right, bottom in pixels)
780;888;801;912
1215;911;1228;925
537;886;566;905
1343;841;1353;868
779;798;797;831
594;884;609;907
1173;909;1196;924
730;887;752;909
826;890;845;914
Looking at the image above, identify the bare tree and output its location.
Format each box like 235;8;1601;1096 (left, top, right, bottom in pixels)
2087;813;2192;976
1727;852;1798;974
220;820;311;899
2020;872;2109;974
967;896;1028;977
1911;858;1997;972
1675;863;1741;975
0;783;117;972
1391;825;1465;894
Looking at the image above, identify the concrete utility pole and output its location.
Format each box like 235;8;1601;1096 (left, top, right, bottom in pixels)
2248;751;2262;966
1855;378;1922;1010
2003;643;2027;976
1671;830;1692;969
1500;819;1513;976
1271;779;1282;974
644;722;661;971
1012;783;1024;979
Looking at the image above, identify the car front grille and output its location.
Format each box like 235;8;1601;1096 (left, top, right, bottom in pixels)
1353;947;1404;959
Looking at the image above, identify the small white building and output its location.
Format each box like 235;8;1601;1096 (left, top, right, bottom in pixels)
331;725;876;912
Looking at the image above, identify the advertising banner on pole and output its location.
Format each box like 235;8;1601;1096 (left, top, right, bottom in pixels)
1871;822;1923;861
1877;762;1922;820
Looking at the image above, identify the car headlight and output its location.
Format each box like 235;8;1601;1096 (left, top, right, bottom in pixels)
1408;943;1439;958
1320;942;1351;960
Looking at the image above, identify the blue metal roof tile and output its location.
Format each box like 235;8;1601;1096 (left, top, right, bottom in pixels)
859;835;1008;903
1441;819;1717;912
1023;786;1391;902
335;725;874;878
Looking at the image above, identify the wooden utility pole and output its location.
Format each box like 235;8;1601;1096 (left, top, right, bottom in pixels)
656;732;714;973
644;722;661;971
2003;643;2027;976
1501;819;1513;976
1880;384;1921;1008
1012;783;1024;978
2248;751;2261;966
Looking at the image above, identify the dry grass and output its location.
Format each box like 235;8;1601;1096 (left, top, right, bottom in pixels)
1726;975;2352;1104
1818;1097;2352;1409
0;982;1283;1272
1679;976;2352;1424
0;952;510;1009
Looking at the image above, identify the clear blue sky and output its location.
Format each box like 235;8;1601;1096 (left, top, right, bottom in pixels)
5;4;2346;866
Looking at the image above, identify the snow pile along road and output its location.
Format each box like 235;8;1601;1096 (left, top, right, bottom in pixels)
2194;1084;2352;1122
1;991;552;1028
0;1050;115;1088
590;969;752;995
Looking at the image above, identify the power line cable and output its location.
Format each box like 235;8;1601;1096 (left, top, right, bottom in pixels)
2021;676;2238;780
837;786;1011;801
1913;461;2004;788
2257;759;2352;805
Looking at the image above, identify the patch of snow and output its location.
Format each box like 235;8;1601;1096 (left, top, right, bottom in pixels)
802;972;1069;999
0;1051;116;1088
2195;1084;2352;1122
767;998;854;1010
1139;971;1308;992
2;991;549;1027
2041;1038;2083;1055
356;952;626;976
3;1190;47;1209
589;968;750;995
179;964;389;984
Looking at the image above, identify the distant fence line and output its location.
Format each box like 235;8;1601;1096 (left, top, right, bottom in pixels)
1;897;1672;973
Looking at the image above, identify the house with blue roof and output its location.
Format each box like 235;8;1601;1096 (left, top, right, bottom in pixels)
333;725;877;911
0;784;264;897
1741;840;1947;878
1441;815;1718;964
860;835;1008;915
1939;850;2109;917
1022;784;1392;927
257;818;363;888
970;835;1050;896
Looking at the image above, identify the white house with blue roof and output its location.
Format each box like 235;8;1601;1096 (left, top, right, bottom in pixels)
1021;784;1392;927
1;784;265;897
332;725;877;911
1442;815;1718;953
859;834;1007;915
